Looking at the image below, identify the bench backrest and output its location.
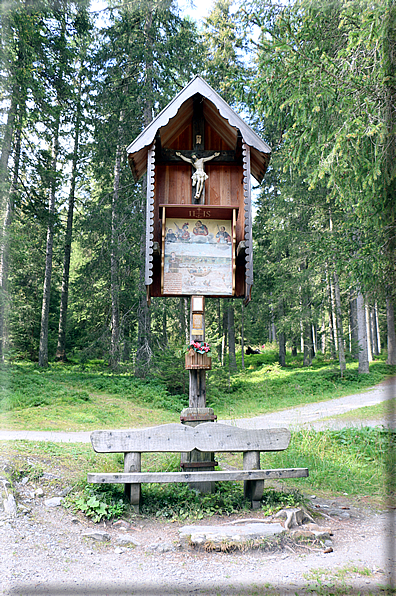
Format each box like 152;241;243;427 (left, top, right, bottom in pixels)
90;423;290;453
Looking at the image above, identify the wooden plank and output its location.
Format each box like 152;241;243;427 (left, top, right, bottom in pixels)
90;423;291;454
159;204;238;220
88;468;309;484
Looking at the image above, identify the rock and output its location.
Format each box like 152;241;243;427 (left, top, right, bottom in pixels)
146;542;174;553
58;487;72;497
42;472;58;480
82;531;111;542
115;534;140;547
290;529;315;539
275;507;315;529
190;534;206;546
112;520;133;530
17;504;31;514
180;523;285;547
303;523;332;534
44;497;63;507
3;494;17;518
0;477;11;488
35;488;44;497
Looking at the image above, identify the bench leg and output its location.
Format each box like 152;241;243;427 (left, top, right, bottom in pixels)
243;451;264;508
124;452;141;513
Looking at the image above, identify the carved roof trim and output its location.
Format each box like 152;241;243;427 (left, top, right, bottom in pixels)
127;76;271;182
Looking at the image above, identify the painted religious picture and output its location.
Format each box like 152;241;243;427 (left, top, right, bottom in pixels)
163;218;233;296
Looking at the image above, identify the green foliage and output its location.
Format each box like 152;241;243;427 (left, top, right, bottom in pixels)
140;483;303;521
64;483;128;523
150;343;189;400
140;482;248;520
259;488;304;515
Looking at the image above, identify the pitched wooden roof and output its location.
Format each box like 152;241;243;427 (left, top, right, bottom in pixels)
126;76;271;182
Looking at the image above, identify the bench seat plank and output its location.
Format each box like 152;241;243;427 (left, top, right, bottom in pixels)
90;423;291;453
88;467;308;484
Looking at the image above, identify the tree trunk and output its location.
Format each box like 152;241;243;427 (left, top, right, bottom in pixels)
302;261;312;367
375;302;381;353
135;7;154;377
179;297;186;342
365;303;373;362
303;323;312;367
349;290;359;358
326;267;336;358
56;68;83;362
320;314;326;354
386;295;396;365
278;299;286;367
370;306;379;356
0;113;22;361
329;276;338;355
227;301;237;370
0;85;18;189
162;303;167;346
333;270;346;376
109;115;124;370
222;306;228;366
38;119;60;367
357;290;369;373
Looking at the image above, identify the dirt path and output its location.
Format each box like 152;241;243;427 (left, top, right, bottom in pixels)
1;479;393;595
224;376;396;431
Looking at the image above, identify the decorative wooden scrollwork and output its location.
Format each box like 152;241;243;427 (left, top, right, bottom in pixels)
145;143;155;286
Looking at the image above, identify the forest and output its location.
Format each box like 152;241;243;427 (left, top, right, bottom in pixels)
0;0;395;383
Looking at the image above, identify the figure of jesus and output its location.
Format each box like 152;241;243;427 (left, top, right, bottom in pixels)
176;151;220;199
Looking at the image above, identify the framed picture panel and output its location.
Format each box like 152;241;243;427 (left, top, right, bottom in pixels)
161;214;235;296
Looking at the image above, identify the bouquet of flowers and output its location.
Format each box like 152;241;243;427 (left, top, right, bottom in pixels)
188;341;211;355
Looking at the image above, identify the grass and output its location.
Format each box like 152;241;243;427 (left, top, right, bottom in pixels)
259;426;394;498
0;350;395;431
320;397;395;423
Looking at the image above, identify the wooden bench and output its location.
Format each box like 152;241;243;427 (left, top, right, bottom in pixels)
88;423;308;512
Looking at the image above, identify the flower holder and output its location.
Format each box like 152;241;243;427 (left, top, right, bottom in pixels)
185;348;212;370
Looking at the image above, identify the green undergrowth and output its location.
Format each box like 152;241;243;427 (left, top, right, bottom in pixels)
0;351;395;430
64;481;304;523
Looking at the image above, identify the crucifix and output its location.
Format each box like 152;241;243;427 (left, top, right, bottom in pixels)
176;151;220;200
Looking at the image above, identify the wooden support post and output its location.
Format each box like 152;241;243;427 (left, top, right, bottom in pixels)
124;452;141;512
243;450;264;509
180;408;216;494
182;296;215;493
189;296;206;408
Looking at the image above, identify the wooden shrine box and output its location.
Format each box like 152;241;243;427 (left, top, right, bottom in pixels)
126;76;271;303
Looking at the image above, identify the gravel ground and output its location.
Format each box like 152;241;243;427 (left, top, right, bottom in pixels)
1;482;394;596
